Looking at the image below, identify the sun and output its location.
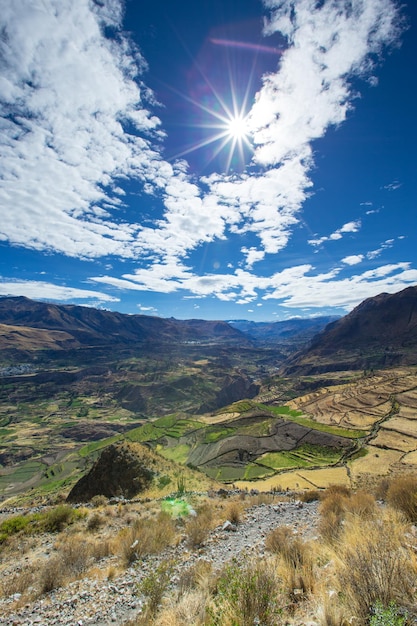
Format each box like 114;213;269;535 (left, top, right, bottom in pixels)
226;114;249;141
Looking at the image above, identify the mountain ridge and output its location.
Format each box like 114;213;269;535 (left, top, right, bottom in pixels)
282;285;417;374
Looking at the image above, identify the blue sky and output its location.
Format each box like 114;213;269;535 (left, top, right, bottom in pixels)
0;0;416;321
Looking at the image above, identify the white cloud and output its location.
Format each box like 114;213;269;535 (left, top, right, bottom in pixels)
308;220;362;247
342;255;364;266
0;0;408;314
0;0;169;258
366;238;396;259
137;304;158;314
382;180;402;191
0;280;119;303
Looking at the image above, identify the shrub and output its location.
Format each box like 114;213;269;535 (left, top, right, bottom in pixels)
41;505;81;533
210;557;283;626
0;515;31;543
186;505;213;548
265;526;315;599
91;495;108;507
335;509;416;619
87;512;105;531
137;559;175;616
370;601;407;626
118;512;176;566
386;474;417;522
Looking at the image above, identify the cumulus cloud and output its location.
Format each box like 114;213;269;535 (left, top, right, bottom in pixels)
0;0;408;312
92;259;417;313
0;0;169;258
342;255;364;266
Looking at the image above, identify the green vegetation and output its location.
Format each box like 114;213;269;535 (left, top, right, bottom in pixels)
259;443;343;471
0;505;84;544
370;602;407;626
157;444;190;464
78;434;122;457
243;463;275;480
263;404;303;417
204;426;236;443
280;413;366;438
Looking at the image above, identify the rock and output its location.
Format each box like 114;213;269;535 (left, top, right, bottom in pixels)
66;442;155;502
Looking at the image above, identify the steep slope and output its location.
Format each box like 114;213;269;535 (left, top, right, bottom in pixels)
0;296;246;349
282;286;417;374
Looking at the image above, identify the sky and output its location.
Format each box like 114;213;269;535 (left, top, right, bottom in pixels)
0;0;416;322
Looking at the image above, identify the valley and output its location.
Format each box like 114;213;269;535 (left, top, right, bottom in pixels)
1;288;417;503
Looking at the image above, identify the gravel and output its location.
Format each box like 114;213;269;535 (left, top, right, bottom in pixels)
0;499;319;626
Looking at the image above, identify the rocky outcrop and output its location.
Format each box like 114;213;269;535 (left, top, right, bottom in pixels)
66;442;155;502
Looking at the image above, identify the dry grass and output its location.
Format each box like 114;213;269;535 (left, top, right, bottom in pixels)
117;511;177;566
265;525;316;600
318;486;377;543
156;589;209;626
223;500;243;525
386;474;417;522
39;534;94;593
0;564;37;600
209;556;283;626
185;503;214;548
334;508;417;620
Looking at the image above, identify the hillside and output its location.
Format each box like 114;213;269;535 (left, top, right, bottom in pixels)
0;297;245;350
282;286;417;374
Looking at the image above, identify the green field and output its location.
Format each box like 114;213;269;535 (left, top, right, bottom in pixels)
258;443;344;471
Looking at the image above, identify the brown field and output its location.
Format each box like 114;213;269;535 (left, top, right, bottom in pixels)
380;416;417;438
288;368;417;432
371;429;417;452
349;446;405;478
235;466;350;491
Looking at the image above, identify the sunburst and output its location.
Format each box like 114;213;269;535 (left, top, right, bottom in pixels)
167;60;254;172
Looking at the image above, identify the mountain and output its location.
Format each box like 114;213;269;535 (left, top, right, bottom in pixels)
0;296;245;351
229;316;338;345
282;286;417;374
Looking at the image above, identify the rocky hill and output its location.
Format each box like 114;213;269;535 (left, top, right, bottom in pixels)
282;286;417;374
0;296;246;352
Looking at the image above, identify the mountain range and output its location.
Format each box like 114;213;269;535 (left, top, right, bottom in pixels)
283;285;417;374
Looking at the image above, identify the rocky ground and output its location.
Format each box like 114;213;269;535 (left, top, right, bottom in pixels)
0;498;319;626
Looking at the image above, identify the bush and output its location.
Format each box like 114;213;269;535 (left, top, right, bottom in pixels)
386;474;417;522
265;526;315;599
87;512;105;531
137;560;175;616
335;509;416;619
370;601;407;626
41;505;81;533
91;495;108;507
186;505;213;548
118;512;176;566
0;515;31;543
210;558;283;626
